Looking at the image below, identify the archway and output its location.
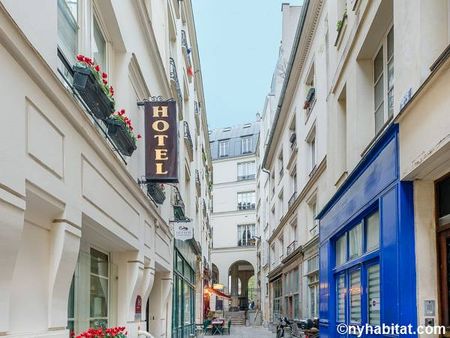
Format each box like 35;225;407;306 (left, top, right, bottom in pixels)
227;260;255;311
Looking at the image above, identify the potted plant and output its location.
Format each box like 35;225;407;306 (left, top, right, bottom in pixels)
303;87;316;109
105;109;141;157
73;54;115;120
75;326;127;338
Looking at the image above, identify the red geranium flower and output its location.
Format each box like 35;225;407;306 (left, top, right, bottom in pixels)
102;72;108;79
95;65;100;72
137;134;142;139
76;54;84;61
103;79;108;85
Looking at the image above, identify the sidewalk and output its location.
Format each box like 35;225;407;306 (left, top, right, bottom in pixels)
205;325;274;338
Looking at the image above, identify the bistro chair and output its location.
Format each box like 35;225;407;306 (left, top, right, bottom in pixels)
222;320;231;335
203;319;212;335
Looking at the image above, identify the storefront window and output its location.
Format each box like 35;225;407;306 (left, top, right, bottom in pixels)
349;223;362;260
349;269;361;323
90;248;109;327
368;264;381;325
366;211;380;252
334;209;380;328
336;234;347;266
336;274;346;322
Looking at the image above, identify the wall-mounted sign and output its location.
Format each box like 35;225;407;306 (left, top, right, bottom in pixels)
173;221;193;241
135;295;142;321
145;101;178;183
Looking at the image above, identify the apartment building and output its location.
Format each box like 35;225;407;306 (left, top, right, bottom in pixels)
210;122;260;312
257;1;323;326
0;1;212;338
317;0;450;336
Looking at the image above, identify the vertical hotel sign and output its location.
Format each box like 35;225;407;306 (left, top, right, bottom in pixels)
145;101;178;183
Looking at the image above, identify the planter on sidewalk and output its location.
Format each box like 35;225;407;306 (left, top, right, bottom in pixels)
106;117;137;156
73;65;115;120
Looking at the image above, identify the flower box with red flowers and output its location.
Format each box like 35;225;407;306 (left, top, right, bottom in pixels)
73;54;115;120
75;326;127;338
105;109;141;157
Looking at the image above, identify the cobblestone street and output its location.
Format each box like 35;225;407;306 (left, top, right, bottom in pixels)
206;326;274;338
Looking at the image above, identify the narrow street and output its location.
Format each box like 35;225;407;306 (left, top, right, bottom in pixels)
206;326;273;338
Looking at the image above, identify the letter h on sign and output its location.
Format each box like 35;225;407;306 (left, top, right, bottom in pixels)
144;101;178;183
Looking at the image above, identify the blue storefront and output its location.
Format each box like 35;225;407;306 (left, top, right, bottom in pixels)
318;125;417;337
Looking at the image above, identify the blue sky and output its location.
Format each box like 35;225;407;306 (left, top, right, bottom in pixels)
192;0;300;130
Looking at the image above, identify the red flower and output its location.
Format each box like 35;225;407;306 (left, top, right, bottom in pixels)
130;126;134;131
137;134;142;139
95;65;101;72
110;86;114;95
76;54;84;62
102;72;108;79
103;79;108;85
120;109;125;115
84;57;92;64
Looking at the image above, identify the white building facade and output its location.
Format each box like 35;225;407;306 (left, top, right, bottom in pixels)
209;123;260;312
0;1;212;338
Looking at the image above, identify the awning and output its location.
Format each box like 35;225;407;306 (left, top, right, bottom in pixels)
205;287;231;299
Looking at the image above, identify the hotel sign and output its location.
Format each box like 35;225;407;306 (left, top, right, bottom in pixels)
174;221;193;241
145;101;178;183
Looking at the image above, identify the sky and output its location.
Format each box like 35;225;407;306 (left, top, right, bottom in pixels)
192;0;300;130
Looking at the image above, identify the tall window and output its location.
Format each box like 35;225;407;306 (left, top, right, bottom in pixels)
93;15;107;71
374;27;394;134
307;128;317;172
219;140;229;157
307;255;319;318
273;278;283;321
237;191;256;210
241;136;252;154
90;248;109;327
237;224;255;246
237;161;256;180
334;210;380;326
57;0;78;61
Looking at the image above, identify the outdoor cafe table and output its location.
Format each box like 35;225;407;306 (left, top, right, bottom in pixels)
211;319;225;335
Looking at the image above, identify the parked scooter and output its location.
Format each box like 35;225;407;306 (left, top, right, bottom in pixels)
276;317;291;338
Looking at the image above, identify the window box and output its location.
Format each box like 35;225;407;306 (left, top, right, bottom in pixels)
105;117;137;156
73;65;115;120
147;183;166;204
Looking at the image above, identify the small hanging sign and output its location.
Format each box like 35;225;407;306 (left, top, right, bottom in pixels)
174;221;193;241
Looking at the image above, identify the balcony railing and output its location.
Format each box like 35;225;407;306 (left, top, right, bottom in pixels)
288;191;297;208
169;57;183;117
195;169;201;195
238;174;256;181
237;202;256;210
286;240;297;256
194;101;200;135
183;121;193;160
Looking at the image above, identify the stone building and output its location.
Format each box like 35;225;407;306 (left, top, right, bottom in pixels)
0;1;212;338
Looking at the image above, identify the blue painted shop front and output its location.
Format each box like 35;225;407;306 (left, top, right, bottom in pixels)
318;125;417;337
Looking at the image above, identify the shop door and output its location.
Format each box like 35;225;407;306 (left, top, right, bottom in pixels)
438;228;450;331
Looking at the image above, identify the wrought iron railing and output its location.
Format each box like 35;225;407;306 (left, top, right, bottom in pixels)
195;169;201;194
183;121;193;159
56;48;127;165
287;240;297;256
169;57;183;111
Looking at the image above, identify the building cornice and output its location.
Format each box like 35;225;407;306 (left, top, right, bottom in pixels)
0;2;172;234
268;156;326;244
262;0;324;169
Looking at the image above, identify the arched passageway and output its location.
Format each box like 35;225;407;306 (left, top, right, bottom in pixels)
228;260;255;311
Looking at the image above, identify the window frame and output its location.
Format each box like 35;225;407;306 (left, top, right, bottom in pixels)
218;139;230;157
373;25;394;134
333;207;381;328
241;136;253;154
